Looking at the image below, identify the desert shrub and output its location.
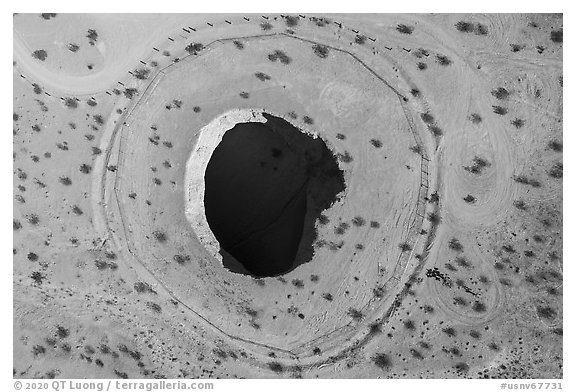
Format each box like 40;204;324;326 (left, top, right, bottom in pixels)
455;21;474;32
513;175;540;187
152;230;167;242
32;345;46;356
92;147;102;155
312;44;329;59
254;72;270;81
369;322;382;335
428;125;443;136
548;163;562;178
268;49;291;64
369;139;383;148
475;23;489;35
93;114;105;125
417;62;427;70
72;205;83;215
337;151;353;163
322;293;333;301
469;113;482;123
464;156;491;174
79;164;92;174
59;176;72;185
123;88;138;99
114;370;128;379
173;254;191;264
26;214;40;225
427;212;441;225
448;238;463;251
396;24;414;34
268;361;283;373
537;306;557;320
502;244;516;253
31;271;46;285
32;50;48;61
63;97;78;108
510;43;525;52
311;17;330;27
86;29;98;44
422;304;434;313
260;22;273;31
442;327;456;337
348;308;363;321
399;242;412;252
352;216;366;226
513;199;527;210
403;320;415;330
233;40;244;50
239;91;249;99
355;35;366;44
55;326;69;339
303;116;314;124
334;222;349;235
454;362;469;373
134;281;155;294
68;43;80;52
133;68;150;80
491;87;510;100
472;301;486;312
292;279;304;288
146;302;162;313
492;105;508;115
547;140;563;152
185;42;204;55
372;353;392;369
511;118;525;128
285;15;298;27
436;54;452;66
455;257;470;268
550;29;563;43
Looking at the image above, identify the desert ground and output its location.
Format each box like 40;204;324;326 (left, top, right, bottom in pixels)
13;13;562;379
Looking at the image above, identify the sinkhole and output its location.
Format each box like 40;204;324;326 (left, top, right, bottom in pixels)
203;113;346;277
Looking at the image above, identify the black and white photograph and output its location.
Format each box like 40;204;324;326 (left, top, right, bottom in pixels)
9;4;567;388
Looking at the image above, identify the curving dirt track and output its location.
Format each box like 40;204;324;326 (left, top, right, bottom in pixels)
13;13;562;379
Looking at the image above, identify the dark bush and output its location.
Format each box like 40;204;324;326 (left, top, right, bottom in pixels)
372;353;392;369
260;22;273;31
32;50;48;61
436;54;452;66
396;24;414;34
548;163;562;179
152;230;167;242
185;42;204;55
492;105;508;115
550;30;562;43
268;361;283;373
455;21;474;33
491;87;510;100
312;44;329;59
285;15;298;27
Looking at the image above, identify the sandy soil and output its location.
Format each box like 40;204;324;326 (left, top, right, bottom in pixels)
13;13;562;379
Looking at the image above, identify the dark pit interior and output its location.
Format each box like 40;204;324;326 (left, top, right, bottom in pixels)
204;113;345;277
